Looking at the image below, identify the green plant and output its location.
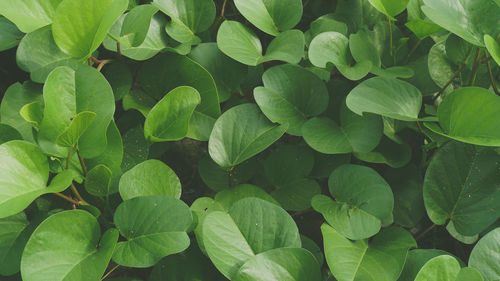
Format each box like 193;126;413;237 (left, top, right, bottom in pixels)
1;0;500;280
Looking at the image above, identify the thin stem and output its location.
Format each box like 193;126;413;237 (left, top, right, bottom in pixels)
96;59;113;72
53;192;80;205
107;32;121;42
416;224;437;241
468;48;481;86
405;38;422;64
388;16;393;57
432;63;466;101
66;146;74;170
228;167;234;188
71;182;88;205
221;0;228;19
76;149;88;176
116;42;121;56
487;60;500;95
100;265;120;281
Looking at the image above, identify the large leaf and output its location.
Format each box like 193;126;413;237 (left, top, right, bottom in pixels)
423;141;500;236
415;255;483;281
0;0;61;33
427;87;500;146
144;86;201;142
113;196;192;267
0;212;29;275
0;141;73;218
37;66;115;158
399;249;458;281
21;210;118;281
55;111;96;147
233;0;302;36
313;164;393;240
119;159;181;200
16;26;80;83
469;228;500;281
346;77;423;121
302;103;383;154
421;0;500;46
209;103;287;168
120;4;159;46
254;64;329;135
203;198;301;279
367;0;409;18
234;248;321;281
52;0;128;59
217;21;304;66
308;31;372;81
153;0;215;43
322;224;416;281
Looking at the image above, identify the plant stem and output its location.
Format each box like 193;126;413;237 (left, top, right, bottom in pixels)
221;0;228;18
66;147;74;170
107;32;121;42
405;38;422;64
468;48;481;86
53;192;80;205
96;60;113;72
432;63;466;101
416;223;437;241
100;265;120;281
487;60;500;95
116;42;121;56
70;182;88;205
76;149;88;176
228;167;234;188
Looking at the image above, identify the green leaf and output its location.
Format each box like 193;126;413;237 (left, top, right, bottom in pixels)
322;224;416;281
217;21;305;66
16;26;80;84
21;210;118;281
113;195;192;268
208;103;287;168
0;82;42;142
121;126;149;172
234;248;321;281
309;31;372;81
254;64;328;135
399;249;457;281
427;41;456;95
446;221;478;245
0;212;29;276
19;101;43;127
84;164;112;197
189;43;247;103
313;164;393;240
469;228;500;281
102;62;133;101
190;197;225;254
346;77;423;121
485;35;500;66
119;159;181;200
354;136;412;168
421;0;500;46
144;86;201;142
56;111;96;147
203;198;300;279
198;156;257;191
0;17;23;51
263;144;314;186
38;66;115;158
120;4;159;47
0;141;74;218
233;0;302;36
302;104;383;154
153;0;215;43
52;0;128;59
423;141;500;235
415;255;483;281
428;87;500;146
367;0;409;18
0;124;22;145
271;178;321;211
215;184;279;210
0;0;61;33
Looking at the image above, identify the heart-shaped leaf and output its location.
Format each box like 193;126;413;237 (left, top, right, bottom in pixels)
0;141;73;218
399;249;459;281
322;224;416;281
0;17;23;51
52;0;128;59
367;0;409;19
144;86;201;142
203;198;300;279
119;159;181;200
85;164;112;197
485;34;500;66
254;64;329;135
56;111;96;147
38;66;115;158
313;164;393;240
346;77;423;121
214;184;279;210
469;228;500;281
0;0;62;33
233;0;302;36
415;255;483;281
113;195;192;267
21;210;118;281
208;103;287;168
120;4;159;47
423;141;500;236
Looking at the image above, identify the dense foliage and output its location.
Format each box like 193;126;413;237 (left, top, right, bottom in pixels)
1;0;500;280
